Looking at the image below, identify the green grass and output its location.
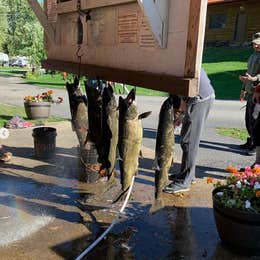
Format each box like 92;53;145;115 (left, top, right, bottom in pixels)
0;103;67;127
216;127;248;141
0;67;28;76
202;47;251;100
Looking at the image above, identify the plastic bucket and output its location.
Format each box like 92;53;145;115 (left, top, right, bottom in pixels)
79;141;100;183
32;127;57;158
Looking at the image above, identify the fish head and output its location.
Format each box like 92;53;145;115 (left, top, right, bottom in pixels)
66;77;80;95
102;83;117;109
118;89;138;120
169;94;181;109
85;81;102;106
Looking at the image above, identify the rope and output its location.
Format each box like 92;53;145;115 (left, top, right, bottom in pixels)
75;176;135;260
76;0;83;76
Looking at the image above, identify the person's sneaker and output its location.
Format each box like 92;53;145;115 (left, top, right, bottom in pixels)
163;182;190;194
168;174;178;181
191;178;197;184
169;174;197;185
247;146;256;156
239;138;251;150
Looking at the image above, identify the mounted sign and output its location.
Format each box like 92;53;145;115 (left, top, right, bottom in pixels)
27;0;207;96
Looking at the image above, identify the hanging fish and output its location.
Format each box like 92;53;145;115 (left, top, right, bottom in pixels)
154;94;181;201
115;89;151;201
101;84;119;179
84;80;104;164
66;77;88;150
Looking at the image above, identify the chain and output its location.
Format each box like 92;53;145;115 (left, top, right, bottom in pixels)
77;0;81;12
76;0;83;76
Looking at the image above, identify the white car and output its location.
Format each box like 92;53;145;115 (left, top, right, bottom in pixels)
12;58;28;67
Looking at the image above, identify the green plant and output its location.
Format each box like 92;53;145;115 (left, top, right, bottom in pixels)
214;165;260;213
216;127;248;141
24;90;63;104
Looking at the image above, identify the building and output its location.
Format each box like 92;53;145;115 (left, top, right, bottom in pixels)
205;0;260;45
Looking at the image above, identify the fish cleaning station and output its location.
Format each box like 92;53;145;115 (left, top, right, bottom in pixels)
1;0;257;259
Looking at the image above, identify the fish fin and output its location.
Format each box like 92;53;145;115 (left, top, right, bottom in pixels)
112;188;129;204
153;156;161;171
138;111;152;119
171;158;174;167
139;150;143;159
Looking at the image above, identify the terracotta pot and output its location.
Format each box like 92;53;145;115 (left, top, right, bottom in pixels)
24;102;51;119
212;187;260;254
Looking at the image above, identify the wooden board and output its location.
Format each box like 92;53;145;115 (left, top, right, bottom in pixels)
28;0;207;96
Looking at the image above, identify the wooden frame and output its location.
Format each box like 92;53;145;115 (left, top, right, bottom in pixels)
42;59;198;96
28;0;207;96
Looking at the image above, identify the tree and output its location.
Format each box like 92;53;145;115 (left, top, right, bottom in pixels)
2;0;45;65
0;0;8;52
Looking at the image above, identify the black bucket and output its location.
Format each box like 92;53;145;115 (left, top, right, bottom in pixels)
32;127;57;158
79;141;100;183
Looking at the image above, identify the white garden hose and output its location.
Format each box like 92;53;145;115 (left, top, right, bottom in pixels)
75;176;135;260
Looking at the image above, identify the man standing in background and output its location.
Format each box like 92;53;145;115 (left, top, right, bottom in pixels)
239;32;260;155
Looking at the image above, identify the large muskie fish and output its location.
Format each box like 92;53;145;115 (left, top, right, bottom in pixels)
66;77;88;149
102;84;119;179
154;94;181;200
84;80;103;163
117;89;151;195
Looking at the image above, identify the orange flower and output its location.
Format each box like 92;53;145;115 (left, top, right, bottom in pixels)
207;177;213;184
256;190;260;197
226;166;238;174
254;167;260;173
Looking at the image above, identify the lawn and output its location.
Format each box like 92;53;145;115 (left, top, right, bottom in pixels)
202;47;251;100
0;46;253;99
216;127;248;141
0;103;67;127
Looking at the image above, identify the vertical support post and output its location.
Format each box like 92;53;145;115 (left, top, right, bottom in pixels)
27;0;56;43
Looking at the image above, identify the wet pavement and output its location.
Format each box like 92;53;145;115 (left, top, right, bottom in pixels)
0;75;259;259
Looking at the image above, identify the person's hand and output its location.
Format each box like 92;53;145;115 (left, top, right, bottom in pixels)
253;92;260;104
239;73;258;83
239;74;247;83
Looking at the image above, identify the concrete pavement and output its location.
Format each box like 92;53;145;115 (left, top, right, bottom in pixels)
0;74;257;259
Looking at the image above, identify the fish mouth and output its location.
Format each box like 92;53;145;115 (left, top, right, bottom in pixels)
127;89;136;104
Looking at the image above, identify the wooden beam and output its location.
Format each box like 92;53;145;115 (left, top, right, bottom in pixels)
56;0;136;14
184;0;203;78
81;0;136;10
42;59;198;96
27;0;55;43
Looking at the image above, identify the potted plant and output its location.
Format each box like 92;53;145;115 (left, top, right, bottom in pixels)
24;90;63;119
212;165;260;254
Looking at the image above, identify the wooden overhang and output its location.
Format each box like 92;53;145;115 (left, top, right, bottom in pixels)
27;0;208;96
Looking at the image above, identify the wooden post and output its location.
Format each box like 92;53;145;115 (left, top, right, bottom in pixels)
27;0;56;43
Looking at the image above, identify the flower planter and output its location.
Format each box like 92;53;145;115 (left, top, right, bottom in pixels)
212;187;260;254
24;102;51;120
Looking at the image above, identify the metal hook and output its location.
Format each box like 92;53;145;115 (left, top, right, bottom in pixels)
76;45;83;77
